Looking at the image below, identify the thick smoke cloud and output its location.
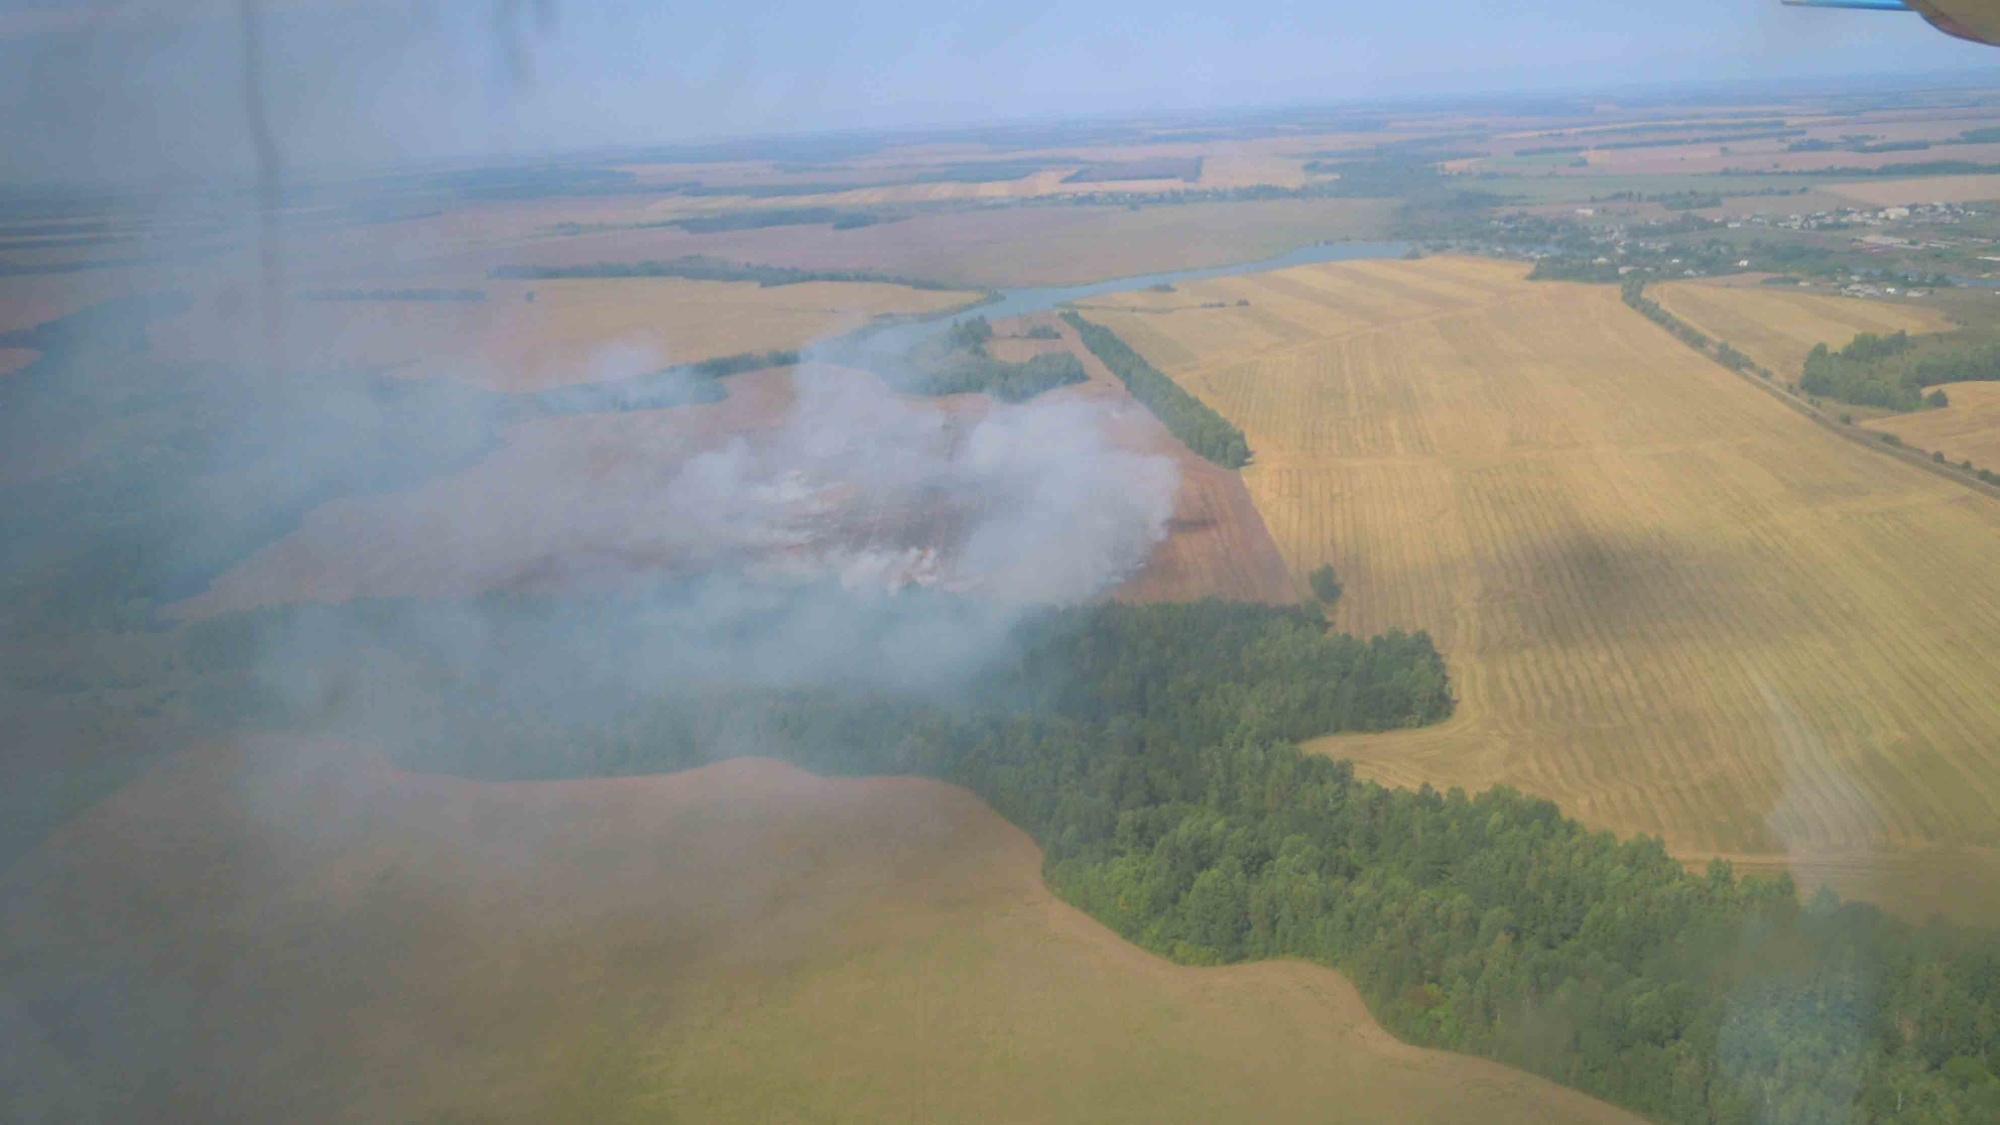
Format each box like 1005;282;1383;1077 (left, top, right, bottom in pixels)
667;362;1177;604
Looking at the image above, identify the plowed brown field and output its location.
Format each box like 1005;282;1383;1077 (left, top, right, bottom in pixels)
0;741;1642;1124
1087;255;2000;923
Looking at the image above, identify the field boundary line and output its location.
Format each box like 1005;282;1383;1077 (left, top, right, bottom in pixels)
1619;292;2000;504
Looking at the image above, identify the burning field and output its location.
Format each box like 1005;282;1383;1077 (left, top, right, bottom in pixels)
168;313;1293;621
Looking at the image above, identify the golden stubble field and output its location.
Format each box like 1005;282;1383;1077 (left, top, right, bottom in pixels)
1867;381;2000;471
1085;255;2000;923
1651;279;1954;378
0;740;1639;1124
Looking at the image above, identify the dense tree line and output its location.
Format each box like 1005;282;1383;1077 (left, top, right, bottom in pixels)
199;589;2000;1124
901;351;1087;402
1803;331;2000;412
491;255;959;291
1738;160;2000;179
1062;311;1251;468
1622;278;1713;350
666;207;883;234
1529;258;1627;283
882;314;1087;402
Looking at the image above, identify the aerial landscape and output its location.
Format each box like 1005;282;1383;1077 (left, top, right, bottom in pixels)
9;1;2000;1122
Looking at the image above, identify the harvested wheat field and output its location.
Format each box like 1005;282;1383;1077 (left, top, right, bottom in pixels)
0;741;1641;1125
1866;381;2000;470
1086;255;2000;923
1651;279;1952;378
148;277;981;391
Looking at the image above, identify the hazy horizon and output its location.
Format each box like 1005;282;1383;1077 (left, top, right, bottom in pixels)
4;0;2000;186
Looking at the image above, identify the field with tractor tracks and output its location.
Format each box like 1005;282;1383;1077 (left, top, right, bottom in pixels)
1086;255;2000;923
1650;279;1952;379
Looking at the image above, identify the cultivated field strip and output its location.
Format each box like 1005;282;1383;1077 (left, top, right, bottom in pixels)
1650;280;1952;379
1091;256;2000;921
1866;381;2000;469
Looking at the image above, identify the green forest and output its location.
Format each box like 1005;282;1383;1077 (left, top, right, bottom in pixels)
1063;311;1251;468
178;590;2000;1125
890;314;1088;401
1802;330;2000;412
901;350;1087;402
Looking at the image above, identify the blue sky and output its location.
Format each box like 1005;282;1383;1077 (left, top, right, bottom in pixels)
1;0;1996;183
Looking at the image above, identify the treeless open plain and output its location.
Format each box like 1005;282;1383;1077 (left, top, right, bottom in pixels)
147;277;981;391
1086;255;2000;924
1865;381;2000;471
457;198;1394;289
0;740;1641;1125
1651;278;1953;378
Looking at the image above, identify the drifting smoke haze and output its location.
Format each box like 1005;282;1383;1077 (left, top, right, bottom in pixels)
0;20;1181;1103
667;361;1178;605
203;349;1181;719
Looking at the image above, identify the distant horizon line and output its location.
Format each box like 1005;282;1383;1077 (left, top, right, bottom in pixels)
6;64;2000;196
